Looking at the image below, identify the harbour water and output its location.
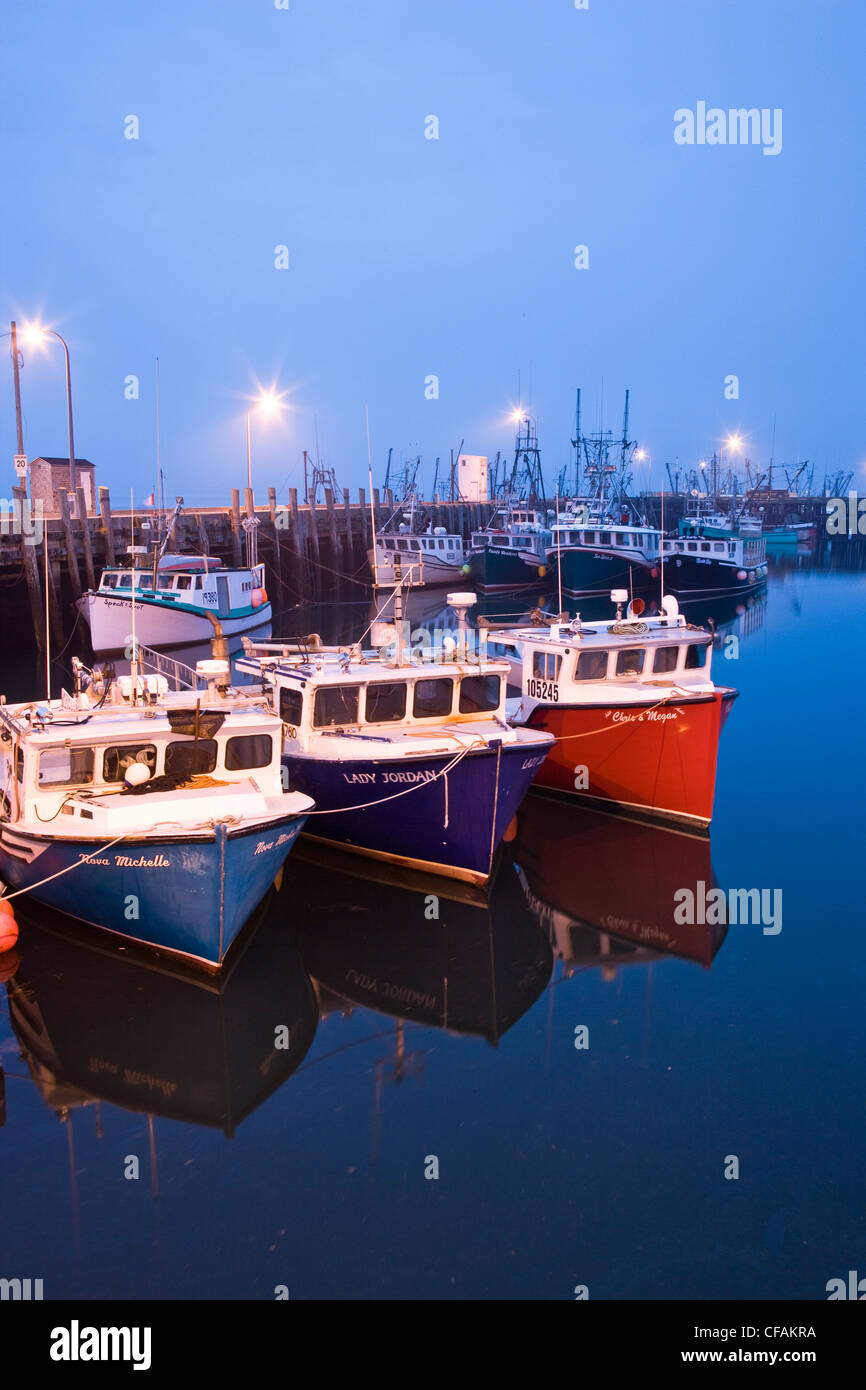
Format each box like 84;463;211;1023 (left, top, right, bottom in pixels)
0;557;863;1300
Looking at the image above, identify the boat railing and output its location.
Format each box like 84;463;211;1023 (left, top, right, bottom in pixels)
138;644;205;692
240;634;326;660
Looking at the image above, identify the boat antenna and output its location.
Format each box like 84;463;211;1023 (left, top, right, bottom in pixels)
130;487;139;706
660;474;665;612
555;485;563;615
366;404;379;588
43;522;50;703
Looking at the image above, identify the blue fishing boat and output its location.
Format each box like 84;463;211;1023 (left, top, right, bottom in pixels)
466;504;553;591
238;593;554;886
0;655;313;969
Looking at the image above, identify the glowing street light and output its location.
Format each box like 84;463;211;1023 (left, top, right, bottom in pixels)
22;322;78;506
245;389;285;491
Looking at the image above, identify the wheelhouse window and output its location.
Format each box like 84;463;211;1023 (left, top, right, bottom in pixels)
600;531;611;544
165;739;218;778
532;651;561;681
313;685;360;728
459;674;501;713
117;573;132;587
225;734;273;770
616;533;629;545
413;678;453;718
279;687;303;725
575;649;609;681
158;575;174;589
100;573;118;589
685;643;709;669
615;648;646;678
652;646;680;674
38;747;94;787
365;682;407;723
175;575;192;590
103;743;157;783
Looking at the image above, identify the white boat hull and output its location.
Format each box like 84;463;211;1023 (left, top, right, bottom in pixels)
368;549;466;589
78;592;273;653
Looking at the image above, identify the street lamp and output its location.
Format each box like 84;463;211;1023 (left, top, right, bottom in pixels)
22;323;78;509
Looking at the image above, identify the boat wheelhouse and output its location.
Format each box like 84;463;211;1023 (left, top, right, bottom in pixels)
466;506;553;591
486;591;738;828
237;594;554;885
368;528;466;589
545;521;663;597
0;658;313;969
78;553;272;652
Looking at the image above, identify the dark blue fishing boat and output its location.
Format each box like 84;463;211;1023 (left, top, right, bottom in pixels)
238;592;554;886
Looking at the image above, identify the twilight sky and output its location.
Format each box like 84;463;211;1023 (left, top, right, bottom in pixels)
2;0;863;505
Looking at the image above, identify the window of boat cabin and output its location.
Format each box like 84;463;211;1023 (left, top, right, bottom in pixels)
413;678;453;718
687;542;698;552
438;539;445;549
459;674;501;713
225;734;274;770
384;539;395;550
164;738;218;778
38;746;94;786
103;743;157;783
575;649;609;680
616;533;629;545
138;575;154;590
615;648;646;678
397;539;409;551
158;574;174;589
100;572;118;589
175;574;192;590
279;686;303;725
314;685;360;728
685;643;709;669
365;681;407;723
533;651;561;681
652;646;680;674
700;542;711;552
117;573;132;587
600;531;611;544
714;542;725;553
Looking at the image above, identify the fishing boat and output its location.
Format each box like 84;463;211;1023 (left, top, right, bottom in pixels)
236;592;554;885
661;527;768;599
368;527;466;589
466;504;553;591
485;590;738;829
546;509;666;598
763;520;817;550
78;552;272;653
0;653;313;969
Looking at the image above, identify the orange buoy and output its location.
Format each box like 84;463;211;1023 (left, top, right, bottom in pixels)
0;900;19;954
251;587;264;609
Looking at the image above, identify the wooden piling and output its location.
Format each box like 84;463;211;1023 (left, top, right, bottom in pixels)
75;487;96;588
57;490;83;600
289;488;304;599
98;486;115;565
230;490;243;566
13;486;45;656
324;488;339;576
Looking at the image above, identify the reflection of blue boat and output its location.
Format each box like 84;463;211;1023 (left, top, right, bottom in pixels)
5;895;318;1131
0;655;313;969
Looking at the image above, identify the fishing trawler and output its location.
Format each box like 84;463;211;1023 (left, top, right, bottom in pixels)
466;504;553;591
485;590;738;829
661;527;767;598
0;653;313;969
368;527;466;589
237;592;554;885
78;552;272;652
546;514;663;597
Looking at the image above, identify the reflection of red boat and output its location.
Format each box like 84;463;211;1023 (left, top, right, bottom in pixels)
511;795;727;970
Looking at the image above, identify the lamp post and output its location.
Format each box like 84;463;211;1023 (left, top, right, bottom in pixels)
22;324;78;511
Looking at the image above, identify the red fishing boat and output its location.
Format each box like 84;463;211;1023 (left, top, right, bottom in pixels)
486;591;737;829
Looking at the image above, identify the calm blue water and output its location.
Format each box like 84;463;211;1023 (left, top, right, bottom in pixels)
0;558;863;1300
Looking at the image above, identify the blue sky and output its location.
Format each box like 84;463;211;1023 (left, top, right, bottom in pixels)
2;0;863;505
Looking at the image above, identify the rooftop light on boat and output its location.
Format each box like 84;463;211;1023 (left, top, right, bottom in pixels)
628;597;646;618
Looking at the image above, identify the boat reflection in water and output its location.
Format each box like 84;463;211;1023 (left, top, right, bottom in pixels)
283;842;553;1045
3;894;318;1134
511;795;728;973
